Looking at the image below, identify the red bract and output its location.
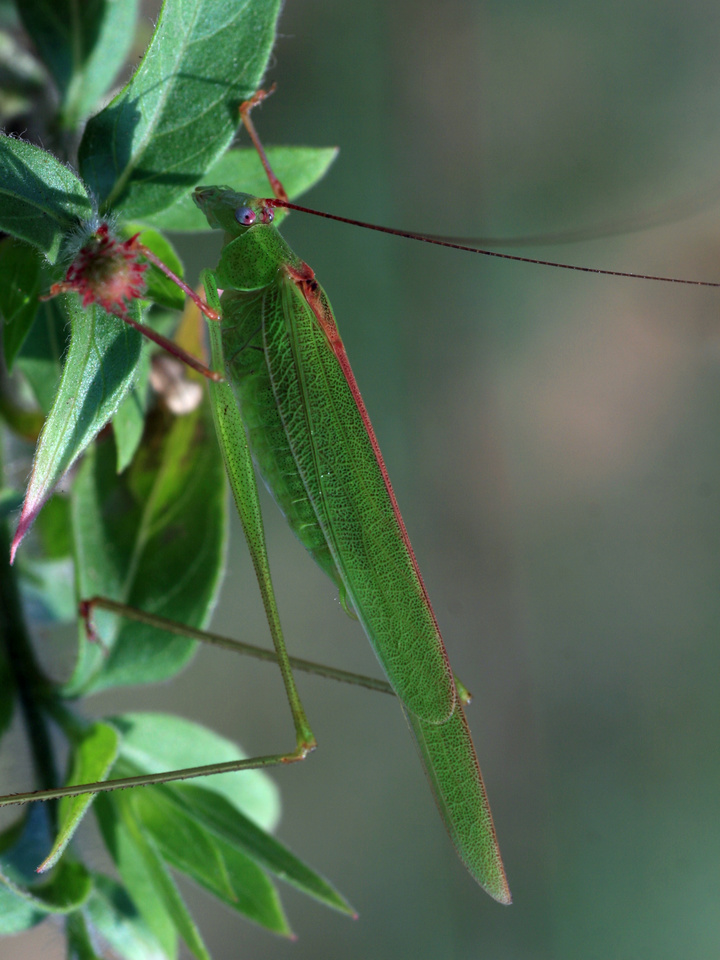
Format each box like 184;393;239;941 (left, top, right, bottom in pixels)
45;223;148;316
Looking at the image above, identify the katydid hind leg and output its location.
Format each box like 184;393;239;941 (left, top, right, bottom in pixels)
81;595;394;694
0;750;313;808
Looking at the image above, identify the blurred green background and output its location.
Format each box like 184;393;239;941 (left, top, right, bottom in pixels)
9;0;720;957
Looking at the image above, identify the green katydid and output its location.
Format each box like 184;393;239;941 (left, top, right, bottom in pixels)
189;89;511;904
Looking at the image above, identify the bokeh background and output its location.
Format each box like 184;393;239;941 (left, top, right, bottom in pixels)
8;1;720;957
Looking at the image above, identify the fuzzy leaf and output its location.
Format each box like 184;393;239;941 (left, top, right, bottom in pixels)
0;859;92;916
11;296;143;561
78;0;283;219
0;136;93;261
145;146;339;232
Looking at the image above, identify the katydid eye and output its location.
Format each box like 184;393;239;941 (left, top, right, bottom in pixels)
235;206;256;225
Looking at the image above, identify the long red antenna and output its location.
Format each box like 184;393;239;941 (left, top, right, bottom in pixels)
267;199;720;290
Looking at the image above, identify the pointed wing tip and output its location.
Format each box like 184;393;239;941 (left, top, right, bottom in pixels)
489;881;512;905
473;851;511;904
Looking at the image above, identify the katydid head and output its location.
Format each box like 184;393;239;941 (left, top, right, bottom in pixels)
193;186;274;234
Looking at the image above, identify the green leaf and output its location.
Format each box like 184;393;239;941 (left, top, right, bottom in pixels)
112;348;151;473
0;815;94;918
78;0;283;219
169;783;354;915
0;808;92;912
0;859;92;915
95;794;178;960
66;393;227;694
0;236;41;369
34;491;73;559
37;722;120;873
112;713;280;832
67;911;104;960
0;809;51;932
17;493;75;623
0;803;51;876
11;296;143;560
17;0;141;129
145;146;339;232
0;883;47;936
134;788;292;936
0;880;46;935
0;488;23;521
25;860;93;912
0;30;46;117
15;296;66;415
17;557;75;624
121;224;186;311
0;135;93;261
83;874;168;960
113;794;211;960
